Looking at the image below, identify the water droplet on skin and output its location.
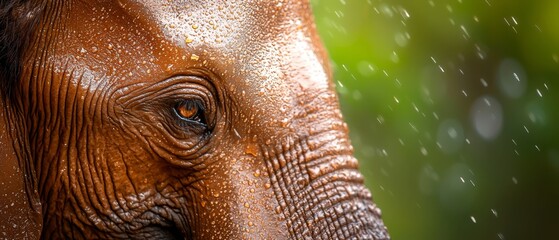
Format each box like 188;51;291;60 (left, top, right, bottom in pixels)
245;144;259;157
185;36;193;44
191;54;199;60
91;46;98;53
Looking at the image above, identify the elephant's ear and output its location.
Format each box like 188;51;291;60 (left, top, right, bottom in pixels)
0;96;42;239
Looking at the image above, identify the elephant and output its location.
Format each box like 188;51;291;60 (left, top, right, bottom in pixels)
0;0;389;239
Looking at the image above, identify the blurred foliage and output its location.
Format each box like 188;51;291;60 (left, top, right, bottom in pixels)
311;0;559;239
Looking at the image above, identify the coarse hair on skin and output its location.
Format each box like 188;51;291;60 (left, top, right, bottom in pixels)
0;0;44;100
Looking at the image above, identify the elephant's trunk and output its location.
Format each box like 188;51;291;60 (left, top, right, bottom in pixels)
259;115;388;239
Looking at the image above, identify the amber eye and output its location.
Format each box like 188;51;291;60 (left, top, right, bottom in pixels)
174;100;205;124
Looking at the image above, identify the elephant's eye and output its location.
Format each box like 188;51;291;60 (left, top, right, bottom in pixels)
174;100;205;125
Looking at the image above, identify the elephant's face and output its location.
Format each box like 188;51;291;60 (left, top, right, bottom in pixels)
12;0;387;239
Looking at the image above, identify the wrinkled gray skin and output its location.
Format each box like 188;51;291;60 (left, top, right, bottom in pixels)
0;0;389;239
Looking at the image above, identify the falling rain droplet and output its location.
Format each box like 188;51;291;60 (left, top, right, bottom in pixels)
420;147;428;156
497;58;527;98
480;78;488;87
390;51;399;63
394;32;410;47
491;208;498;217
437;119;464;154
526;101;547;126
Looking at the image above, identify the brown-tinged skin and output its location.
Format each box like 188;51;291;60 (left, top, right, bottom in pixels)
0;96;42;239
0;0;389;239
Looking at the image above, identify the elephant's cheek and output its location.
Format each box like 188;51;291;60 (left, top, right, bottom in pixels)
190;152;288;239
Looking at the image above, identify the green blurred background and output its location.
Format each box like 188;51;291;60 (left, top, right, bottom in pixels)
311;0;559;239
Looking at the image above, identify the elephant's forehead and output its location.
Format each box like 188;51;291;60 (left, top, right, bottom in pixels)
111;0;314;60
119;0;325;85
58;0;326;86
123;1;320;82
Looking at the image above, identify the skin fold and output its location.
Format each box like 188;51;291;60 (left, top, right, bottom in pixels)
0;0;389;239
